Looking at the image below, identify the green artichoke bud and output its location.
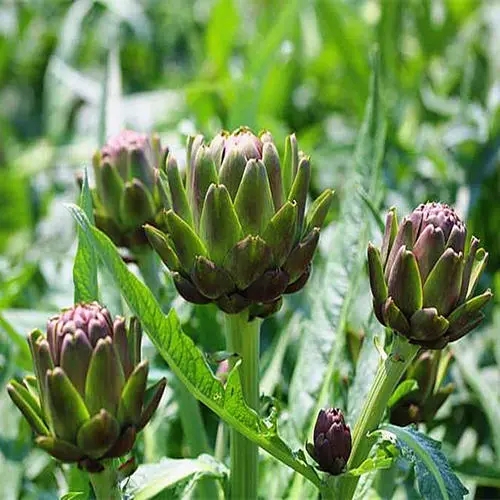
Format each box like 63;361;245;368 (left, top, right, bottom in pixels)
92;130;168;249
7;303;166;472
306;408;352;475
368;202;492;349
390;350;454;426
145;127;333;319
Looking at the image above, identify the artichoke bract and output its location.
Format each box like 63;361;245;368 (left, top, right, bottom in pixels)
145;127;333;319
390;350;454;426
7;303;166;472
368;202;492;349
306;408;352;475
92;130;168;248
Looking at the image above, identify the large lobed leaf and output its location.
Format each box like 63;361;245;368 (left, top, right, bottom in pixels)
377;424;468;500
67;204;321;489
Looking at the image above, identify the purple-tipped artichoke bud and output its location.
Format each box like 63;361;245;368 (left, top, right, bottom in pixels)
368;202;492;349
306;408;352;475
92;129;169;249
390;350;454;426
145;126;334;319
7;302;166;472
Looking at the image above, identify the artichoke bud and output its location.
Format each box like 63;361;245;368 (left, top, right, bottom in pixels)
7;303;166;471
148;127;333;318
306;408;352;475
91;130;168;249
368;202;492;349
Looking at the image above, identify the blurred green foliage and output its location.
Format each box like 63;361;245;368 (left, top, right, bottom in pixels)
1;0;499;498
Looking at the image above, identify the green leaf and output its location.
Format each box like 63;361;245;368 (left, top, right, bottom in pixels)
287;51;386;498
73;169;98;303
67;204;321;489
345;447;396;477
377;424;468;500
388;379;419;408
127;455;227;500
60;492;86;500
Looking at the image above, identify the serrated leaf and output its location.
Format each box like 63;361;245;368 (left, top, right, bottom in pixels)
127;455;226;500
73;170;98;303
287;51;386;499
378;424;468;500
67;204;321;489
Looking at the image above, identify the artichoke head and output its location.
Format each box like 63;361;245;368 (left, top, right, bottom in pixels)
145;127;333;319
92;130;168;249
7;302;166;472
306;408;352;476
368;202;492;349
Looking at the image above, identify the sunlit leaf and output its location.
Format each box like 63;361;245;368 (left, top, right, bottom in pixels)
376;424;468;500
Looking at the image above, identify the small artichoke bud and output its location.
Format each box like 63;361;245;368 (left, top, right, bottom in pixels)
7;302;166;472
368;202;492;349
92;130;168;249
145;126;334;319
390;350;454;426
307;408;352;475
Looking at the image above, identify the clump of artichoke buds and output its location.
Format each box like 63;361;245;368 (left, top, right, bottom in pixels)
368;202;492;349
92;130;168;248
390;350;454;426
306;408;352;475
7;303;166;472
145;127;333;319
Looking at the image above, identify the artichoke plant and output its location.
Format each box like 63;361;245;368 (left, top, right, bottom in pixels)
145;127;333;319
306;408;352;475
92;129;169;249
7;302;166;472
368;202;492;349
390;350;454;426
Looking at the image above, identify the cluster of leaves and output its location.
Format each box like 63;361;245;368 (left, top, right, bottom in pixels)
1;0;500;498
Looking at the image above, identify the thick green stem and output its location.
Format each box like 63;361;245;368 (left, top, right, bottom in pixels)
136;249;219;499
88;464;121;500
337;334;420;500
225;310;261;500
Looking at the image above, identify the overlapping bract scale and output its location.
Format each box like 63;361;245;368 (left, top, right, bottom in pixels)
92;130;169;249
7;303;166;472
145;127;333;319
368;202;492;349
